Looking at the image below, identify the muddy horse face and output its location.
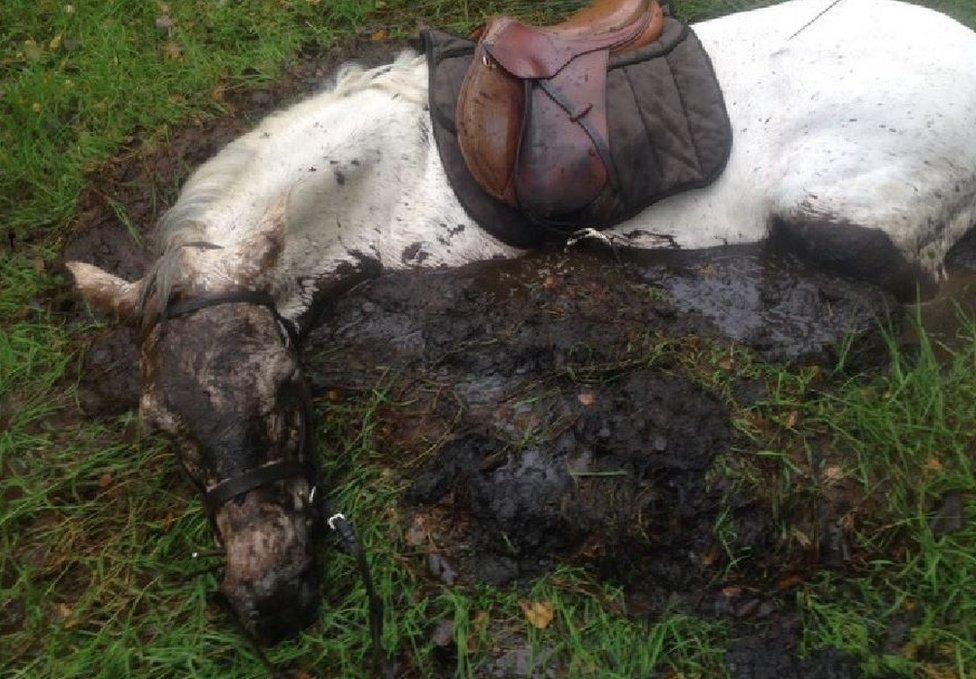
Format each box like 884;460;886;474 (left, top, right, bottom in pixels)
67;213;320;643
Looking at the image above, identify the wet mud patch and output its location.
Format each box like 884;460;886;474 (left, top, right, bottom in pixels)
305;249;895;594
304;249;900;676
404;371;730;593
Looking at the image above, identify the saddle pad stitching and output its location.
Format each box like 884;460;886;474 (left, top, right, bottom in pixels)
664;51;705;176
609;22;690;70
622;64;666;195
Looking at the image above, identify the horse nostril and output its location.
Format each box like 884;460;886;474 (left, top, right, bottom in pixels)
244;569;319;644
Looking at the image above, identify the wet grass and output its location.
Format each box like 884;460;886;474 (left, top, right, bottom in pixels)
2;0;976;676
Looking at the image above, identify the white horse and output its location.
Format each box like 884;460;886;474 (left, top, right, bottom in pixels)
67;0;976;642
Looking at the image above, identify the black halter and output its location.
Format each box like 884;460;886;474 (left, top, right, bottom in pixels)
160;289;301;348
153;290;390;677
154;289;310;530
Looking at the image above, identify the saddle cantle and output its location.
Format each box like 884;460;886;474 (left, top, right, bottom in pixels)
457;0;666;221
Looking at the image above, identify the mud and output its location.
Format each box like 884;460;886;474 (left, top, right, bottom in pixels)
54;36;976;677
303;248;891;623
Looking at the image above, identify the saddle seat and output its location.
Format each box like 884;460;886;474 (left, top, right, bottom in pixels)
482;0;665;79
457;0;666;219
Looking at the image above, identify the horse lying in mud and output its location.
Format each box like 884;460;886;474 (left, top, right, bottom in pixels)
67;0;976;644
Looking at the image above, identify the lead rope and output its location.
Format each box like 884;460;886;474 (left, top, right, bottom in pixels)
311;489;394;679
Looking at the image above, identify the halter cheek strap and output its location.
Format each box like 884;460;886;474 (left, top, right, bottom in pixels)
160;290;301;347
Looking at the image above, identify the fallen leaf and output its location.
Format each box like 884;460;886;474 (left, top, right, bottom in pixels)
822;465;844;484
468;611;489;652
23;39;44;62
785;410;800;428
370;29;389;42
520;600;554;630
791;526;813;548
405;515;427;547
717;356;734;371
162;41;182;61
701;545;721;567
924;458;944;473
721;586;741;598
577;391;596;407
473;610;489;633
161;512;177;531
98;473;113;489
776;574;803;591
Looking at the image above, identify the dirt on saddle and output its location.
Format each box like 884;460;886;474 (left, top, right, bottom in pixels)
57;36;943;678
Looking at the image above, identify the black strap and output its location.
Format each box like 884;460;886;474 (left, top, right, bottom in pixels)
314;496;394;679
160;290;301;347
205;459;311;513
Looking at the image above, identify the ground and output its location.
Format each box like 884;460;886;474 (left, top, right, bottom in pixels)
3;1;976;677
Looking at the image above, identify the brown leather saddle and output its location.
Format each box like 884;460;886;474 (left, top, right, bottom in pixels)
457;0;666;221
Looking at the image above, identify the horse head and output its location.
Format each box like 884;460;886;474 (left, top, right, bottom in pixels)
67;207;320;643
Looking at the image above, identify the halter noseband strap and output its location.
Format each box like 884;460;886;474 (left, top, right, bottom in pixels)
204;459;313;516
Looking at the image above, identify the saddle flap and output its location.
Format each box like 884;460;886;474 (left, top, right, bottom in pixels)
482;18;581;80
516;50;612;217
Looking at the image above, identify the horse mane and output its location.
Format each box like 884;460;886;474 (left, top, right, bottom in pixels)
138;50;426;322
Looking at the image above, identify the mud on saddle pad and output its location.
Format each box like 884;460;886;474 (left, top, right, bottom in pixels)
422;0;732;247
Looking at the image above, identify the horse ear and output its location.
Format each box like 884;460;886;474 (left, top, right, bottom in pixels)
66;261;143;322
237;198;287;279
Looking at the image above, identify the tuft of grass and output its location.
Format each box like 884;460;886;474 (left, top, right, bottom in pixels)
794;318;976;677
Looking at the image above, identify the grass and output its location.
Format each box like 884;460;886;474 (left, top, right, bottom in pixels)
2;0;976;676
